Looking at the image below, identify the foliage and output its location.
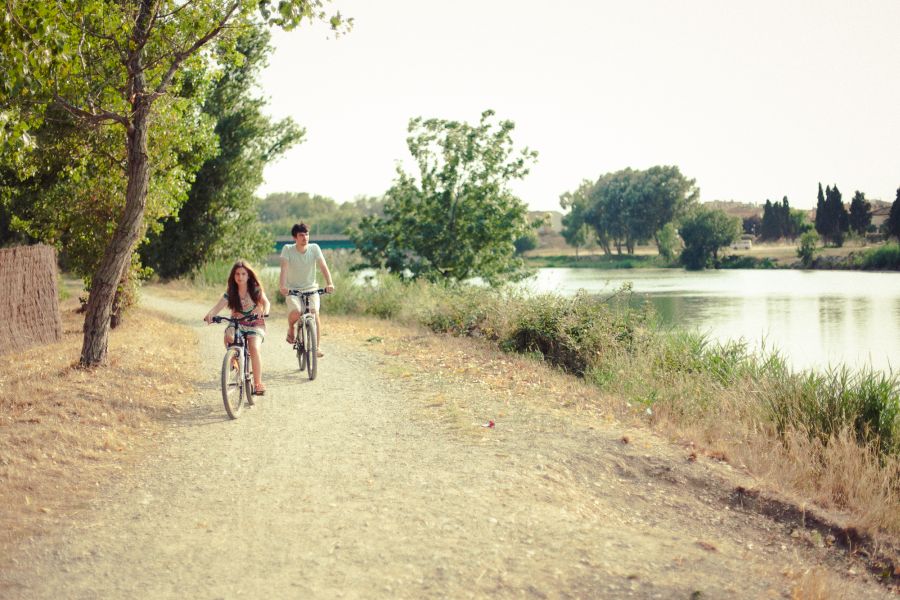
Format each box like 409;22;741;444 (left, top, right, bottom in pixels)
257;192;385;237
678;207;741;270
797;231;821;267
560;166;698;256
848;190;872;236
717;255;776;269
560;180;602;256
760;196;804;241
859;243;900;270
350;110;537;284
142;25;304;279
0;95;215;308
888;188;900;241
655;222;681;262
815;183;849;247
0;0;348;365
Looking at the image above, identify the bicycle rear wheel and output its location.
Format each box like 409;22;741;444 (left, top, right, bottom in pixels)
221;347;244;419
306;319;318;380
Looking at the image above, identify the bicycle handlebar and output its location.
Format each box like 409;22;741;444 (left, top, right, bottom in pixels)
287;288;330;297
211;314;269;325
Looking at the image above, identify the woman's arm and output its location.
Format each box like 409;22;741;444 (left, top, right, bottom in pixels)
204;295;229;324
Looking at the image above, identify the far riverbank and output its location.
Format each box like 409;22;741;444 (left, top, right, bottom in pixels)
524;241;900;271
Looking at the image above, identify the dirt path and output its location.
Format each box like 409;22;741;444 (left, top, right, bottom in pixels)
2;291;893;599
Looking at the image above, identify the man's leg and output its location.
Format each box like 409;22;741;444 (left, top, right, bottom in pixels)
287;309;300;342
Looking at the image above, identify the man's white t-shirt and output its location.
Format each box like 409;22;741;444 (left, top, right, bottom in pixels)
280;243;324;291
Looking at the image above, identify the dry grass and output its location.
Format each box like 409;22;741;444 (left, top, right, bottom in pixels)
789;566;849;600
0;295;198;563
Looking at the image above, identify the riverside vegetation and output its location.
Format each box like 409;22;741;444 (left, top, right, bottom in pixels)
191;252;900;540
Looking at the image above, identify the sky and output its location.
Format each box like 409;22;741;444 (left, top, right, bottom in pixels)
257;0;900;212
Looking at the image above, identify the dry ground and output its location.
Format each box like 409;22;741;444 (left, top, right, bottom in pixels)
0;287;896;598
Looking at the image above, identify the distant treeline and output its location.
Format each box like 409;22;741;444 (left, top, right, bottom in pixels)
257;192;385;237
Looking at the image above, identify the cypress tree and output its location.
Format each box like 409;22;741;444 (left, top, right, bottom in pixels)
815;183;826;236
888;187;900;240
848;190;872;236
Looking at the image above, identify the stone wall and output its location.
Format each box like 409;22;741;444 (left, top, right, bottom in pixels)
0;245;63;355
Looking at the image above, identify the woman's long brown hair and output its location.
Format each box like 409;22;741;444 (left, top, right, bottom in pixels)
226;260;264;313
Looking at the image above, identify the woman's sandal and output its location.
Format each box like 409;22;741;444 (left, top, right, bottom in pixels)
254;383;266;396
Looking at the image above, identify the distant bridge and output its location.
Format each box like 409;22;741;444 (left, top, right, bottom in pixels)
274;234;354;252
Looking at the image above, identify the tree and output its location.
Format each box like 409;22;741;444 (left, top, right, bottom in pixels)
561;180;604;257
560;166;697;256
814;182;826;238
1;1;347;366
656;222;681;263
141;25;304;279
760;199;780;240
848;190;872;237
350;110;538;284
888;187;900;241
797;230;821;267
678;207;741;270
743;214;761;236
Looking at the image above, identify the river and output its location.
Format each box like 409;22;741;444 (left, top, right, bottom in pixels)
522;268;900;374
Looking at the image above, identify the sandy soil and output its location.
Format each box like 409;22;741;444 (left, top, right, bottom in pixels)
1;291;893;599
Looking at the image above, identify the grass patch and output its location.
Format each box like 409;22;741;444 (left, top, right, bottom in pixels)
0;296;198;564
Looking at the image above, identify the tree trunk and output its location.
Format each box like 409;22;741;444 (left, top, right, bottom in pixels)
80;104;151;366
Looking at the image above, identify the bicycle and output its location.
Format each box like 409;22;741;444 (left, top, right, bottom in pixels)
212;314;266;419
287;288;328;381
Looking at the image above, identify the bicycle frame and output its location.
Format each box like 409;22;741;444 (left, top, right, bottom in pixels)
212;314;260;418
288;288;327;380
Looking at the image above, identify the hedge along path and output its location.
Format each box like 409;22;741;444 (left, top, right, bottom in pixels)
1;288;893;599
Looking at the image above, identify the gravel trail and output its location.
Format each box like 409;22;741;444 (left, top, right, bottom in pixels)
2;291;892;599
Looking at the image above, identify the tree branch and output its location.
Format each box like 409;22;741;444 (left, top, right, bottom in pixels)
152;1;240;97
53;95;128;128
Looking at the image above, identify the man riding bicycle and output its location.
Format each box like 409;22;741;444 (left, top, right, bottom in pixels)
279;222;335;357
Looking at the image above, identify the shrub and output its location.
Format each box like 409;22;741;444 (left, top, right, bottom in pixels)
860;243;900;270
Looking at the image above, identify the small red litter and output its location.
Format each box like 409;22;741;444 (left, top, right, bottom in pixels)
481;420;495;428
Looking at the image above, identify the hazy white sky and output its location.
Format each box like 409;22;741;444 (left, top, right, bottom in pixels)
257;0;900;211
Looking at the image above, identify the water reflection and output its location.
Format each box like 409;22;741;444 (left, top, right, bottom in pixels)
520;268;900;373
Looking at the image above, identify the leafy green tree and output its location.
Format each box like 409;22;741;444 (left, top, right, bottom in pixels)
561;180;606;257
560;166;697;256
797;230;821;267
848;190;872;236
350;110;537;283
142;26;303;279
656;222;681;263
889;187;900;241
678;207;741;270
0;1;347;366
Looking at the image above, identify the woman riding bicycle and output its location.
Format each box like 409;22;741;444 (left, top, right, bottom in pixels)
203;260;271;395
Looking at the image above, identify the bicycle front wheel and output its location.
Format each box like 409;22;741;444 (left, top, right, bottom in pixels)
244;347;255;406
296;322;306;372
221;347;244;419
306;319;318;380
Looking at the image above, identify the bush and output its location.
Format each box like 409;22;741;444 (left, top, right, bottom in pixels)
860;243;900;270
797;231;821;267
